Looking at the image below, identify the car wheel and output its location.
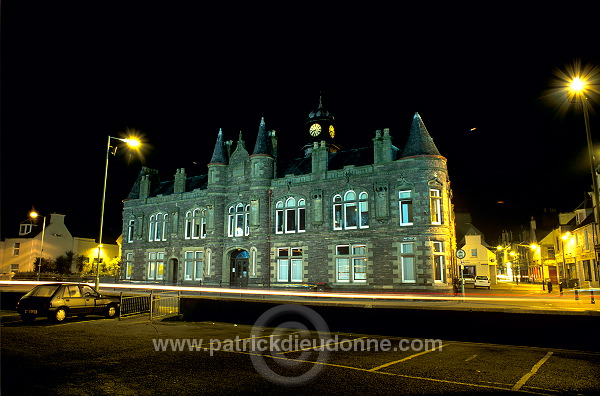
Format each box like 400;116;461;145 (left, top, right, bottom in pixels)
54;307;67;322
20;314;36;324
105;304;118;319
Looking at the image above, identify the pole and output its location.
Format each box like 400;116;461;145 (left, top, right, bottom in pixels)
96;135;111;292
582;101;600;286
37;216;46;281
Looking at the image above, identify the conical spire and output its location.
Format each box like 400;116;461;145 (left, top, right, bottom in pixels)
209;128;228;164
401;113;441;157
252;117;271;155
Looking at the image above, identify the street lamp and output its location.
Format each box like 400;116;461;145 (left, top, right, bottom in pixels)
568;75;599;267
95;136;141;291
29;211;46;281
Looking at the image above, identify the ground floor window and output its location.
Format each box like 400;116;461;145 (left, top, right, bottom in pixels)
185;251;203;281
336;244;367;283
277;247;303;282
400;242;415;283
582;260;592;281
432;241;445;282
148;251;164;280
125;252;133;280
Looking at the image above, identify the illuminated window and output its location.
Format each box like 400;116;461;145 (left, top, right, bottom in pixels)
400;242;415;283
432;241;445;282
227;203;249;237
275;197;306;234
19;223;32;235
399;190;414;226
335;244;367;283
127;220;135;243
333;191;369;230
184;251;203;281
147;251;164;280
125;252;133;280
276;247;303;282
185;209;207;240
430;189;442;225
149;213;168;241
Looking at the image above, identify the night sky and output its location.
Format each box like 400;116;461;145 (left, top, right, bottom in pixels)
2;3;599;245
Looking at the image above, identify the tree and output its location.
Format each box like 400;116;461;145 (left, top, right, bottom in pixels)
55;251;76;275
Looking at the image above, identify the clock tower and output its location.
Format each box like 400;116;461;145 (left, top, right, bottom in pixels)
303;95;340;156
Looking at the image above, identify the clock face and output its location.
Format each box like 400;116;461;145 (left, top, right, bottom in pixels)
329;125;335;138
309;123;322;136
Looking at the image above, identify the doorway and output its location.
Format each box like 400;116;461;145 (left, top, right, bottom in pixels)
230;249;249;287
170;258;179;284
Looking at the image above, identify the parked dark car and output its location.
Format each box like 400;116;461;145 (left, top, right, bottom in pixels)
16;283;120;323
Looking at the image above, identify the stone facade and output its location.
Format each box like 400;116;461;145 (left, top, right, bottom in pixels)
121;103;457;291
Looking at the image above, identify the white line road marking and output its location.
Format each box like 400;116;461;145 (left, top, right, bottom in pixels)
368;342;449;372
465;354;477;362
511;351;553;391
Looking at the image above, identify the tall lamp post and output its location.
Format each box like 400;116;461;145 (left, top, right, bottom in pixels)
569;76;599;267
95;136;141;291
29;211;46;281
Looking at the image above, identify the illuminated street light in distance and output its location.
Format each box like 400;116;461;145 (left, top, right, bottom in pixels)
570;76;586;93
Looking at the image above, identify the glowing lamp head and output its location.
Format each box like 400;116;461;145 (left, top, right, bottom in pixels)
124;138;141;148
570;77;586;93
29;211;39;219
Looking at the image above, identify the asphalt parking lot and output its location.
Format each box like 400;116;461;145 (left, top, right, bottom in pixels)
2;311;600;395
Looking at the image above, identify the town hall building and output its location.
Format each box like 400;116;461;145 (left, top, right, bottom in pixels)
121;99;457;291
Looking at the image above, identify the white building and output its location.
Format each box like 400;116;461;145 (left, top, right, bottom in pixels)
0;213;120;277
457;225;497;284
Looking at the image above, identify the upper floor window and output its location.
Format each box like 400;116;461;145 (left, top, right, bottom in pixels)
399;190;414;226
333;191;369;230
127;220;135;243
19;223;32;235
13;243;20;256
335;244;367;283
430;189;442;225
228;203;249;237
276;197;306;234
185;209;207;239
470;249;478;257
149;213;168;241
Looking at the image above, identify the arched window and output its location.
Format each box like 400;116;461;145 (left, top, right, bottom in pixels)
275;197;306;234
228;203;249;237
185;209;207;240
127;220;135;243
333;191;369;230
149;213;168;241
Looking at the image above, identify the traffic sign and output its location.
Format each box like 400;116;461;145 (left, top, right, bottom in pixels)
456;249;466;259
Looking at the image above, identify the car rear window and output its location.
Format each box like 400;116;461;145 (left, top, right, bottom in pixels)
24;285;60;297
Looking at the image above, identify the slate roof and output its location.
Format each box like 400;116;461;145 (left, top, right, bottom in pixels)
251;117;271;156
209;128;228;164
401;112;441;157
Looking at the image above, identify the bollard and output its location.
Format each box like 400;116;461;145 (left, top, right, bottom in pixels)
591;290;595;304
575;288;579;301
547;281;553;293
559;282;563;296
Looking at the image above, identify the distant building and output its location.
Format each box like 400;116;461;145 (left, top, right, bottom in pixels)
121;98;457;291
0;213;120;276
456;221;497;283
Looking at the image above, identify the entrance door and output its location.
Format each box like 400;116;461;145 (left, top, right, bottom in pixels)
171;259;179;284
230;249;249;287
548;266;558;284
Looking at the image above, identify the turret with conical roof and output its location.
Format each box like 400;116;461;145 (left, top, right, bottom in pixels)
208;128;228;188
250;117;275;182
209;128;228;165
401;112;441;158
